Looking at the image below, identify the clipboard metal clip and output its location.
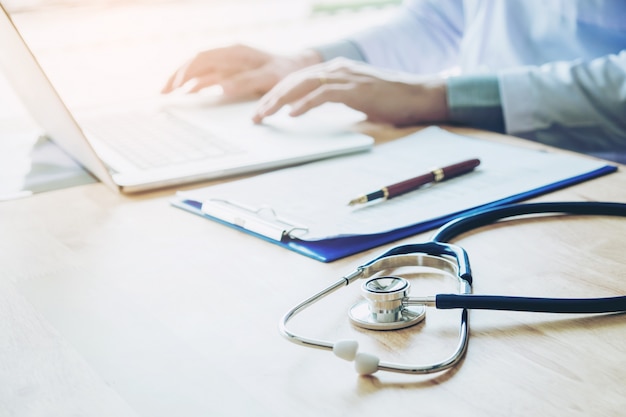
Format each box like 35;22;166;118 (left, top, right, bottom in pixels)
201;198;309;241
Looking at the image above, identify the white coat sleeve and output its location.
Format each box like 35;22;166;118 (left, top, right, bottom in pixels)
500;50;626;157
316;0;464;74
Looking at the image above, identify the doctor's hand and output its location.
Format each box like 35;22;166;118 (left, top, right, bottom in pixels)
161;44;322;98
252;58;449;126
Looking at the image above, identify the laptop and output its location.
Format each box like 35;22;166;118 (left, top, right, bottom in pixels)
0;4;373;193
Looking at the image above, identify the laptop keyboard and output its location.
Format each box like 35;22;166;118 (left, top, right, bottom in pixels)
84;111;239;169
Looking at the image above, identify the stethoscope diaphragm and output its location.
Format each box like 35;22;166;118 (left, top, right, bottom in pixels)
348;276;426;330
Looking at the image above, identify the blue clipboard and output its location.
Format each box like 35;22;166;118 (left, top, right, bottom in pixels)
171;127;617;262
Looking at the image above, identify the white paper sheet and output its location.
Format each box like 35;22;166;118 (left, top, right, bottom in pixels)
178;127;611;240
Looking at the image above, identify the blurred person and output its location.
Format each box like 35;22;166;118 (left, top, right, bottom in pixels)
162;0;626;163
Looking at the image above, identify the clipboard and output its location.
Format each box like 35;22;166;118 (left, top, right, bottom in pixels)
171;127;617;262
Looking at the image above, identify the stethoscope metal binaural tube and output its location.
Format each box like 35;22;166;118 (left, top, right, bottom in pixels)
279;250;472;375
279;201;626;377
376;310;469;374
279;269;361;352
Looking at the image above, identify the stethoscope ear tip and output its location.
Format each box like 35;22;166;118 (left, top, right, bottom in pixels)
332;340;380;375
355;352;380;376
333;339;358;361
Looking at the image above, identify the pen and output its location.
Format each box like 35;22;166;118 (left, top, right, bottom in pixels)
348;158;481;206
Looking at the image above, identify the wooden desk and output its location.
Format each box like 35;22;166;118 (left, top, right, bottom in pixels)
1;126;625;417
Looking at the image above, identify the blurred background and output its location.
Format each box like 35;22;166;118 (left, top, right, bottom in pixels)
2;0;401;107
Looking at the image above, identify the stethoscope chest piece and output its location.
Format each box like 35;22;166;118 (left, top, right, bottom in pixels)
349;276;426;330
280;202;626;376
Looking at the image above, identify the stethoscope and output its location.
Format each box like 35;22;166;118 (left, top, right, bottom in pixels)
279;202;626;376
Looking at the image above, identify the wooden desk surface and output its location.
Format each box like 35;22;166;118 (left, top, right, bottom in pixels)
1;126;626;417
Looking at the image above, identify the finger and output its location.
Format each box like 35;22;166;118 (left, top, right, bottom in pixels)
221;67;276;97
162;63;211;93
252;92;296;123
161;51;237;93
161;68;183;93
253;76;324;123
184;74;223;93
289;83;351;116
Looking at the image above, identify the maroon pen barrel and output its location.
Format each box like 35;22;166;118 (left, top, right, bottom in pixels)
386;158;480;199
386;172;435;197
439;158;481;179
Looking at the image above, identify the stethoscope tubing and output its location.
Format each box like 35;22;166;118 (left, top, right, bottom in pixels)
432;201;626;243
430;201;626;314
278;254;472;375
280;201;626;376
435;294;626;313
